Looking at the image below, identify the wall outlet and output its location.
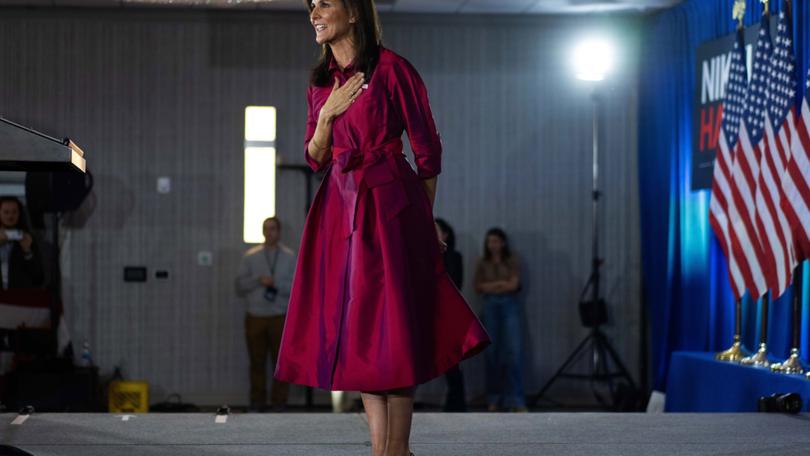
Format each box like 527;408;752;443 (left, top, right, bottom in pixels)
197;251;213;266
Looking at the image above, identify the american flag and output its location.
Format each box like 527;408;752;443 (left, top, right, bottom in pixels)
709;29;747;300
756;8;798;298
782;67;810;261
727;14;772;299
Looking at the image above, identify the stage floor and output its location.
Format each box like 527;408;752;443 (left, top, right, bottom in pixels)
2;412;810;455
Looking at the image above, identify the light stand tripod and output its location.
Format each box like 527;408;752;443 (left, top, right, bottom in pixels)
531;89;637;409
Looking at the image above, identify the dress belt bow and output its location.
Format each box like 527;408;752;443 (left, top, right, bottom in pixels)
333;136;404;174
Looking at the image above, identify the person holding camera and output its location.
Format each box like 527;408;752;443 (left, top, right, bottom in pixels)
0;196;44;289
235;216;296;412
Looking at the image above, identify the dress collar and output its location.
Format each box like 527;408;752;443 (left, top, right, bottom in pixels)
328;55;357;73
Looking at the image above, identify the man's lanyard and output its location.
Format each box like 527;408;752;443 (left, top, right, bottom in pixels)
264;247;280;275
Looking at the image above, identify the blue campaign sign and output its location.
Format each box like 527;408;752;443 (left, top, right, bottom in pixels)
692;19;775;190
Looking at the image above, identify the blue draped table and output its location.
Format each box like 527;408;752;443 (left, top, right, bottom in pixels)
665;351;810;412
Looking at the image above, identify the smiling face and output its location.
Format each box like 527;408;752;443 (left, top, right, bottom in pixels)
310;0;355;46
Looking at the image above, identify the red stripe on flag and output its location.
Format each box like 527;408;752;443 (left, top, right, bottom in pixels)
728;134;769;297
784;105;810;260
756;114;796;296
710;133;746;299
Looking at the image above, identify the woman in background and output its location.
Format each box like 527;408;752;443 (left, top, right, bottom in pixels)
474;228;526;412
435;218;467;412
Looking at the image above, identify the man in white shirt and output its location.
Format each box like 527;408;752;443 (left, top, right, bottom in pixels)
235;217;296;412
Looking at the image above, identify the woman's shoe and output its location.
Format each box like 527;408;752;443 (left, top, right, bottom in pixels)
487;404;498;412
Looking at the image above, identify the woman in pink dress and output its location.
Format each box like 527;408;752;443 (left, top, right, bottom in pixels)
274;1;490;455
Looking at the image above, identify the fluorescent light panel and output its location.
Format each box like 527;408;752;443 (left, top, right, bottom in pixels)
245;106;276;142
243;106;277;243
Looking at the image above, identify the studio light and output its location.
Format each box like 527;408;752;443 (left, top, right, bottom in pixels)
573;39;615;81
534;34;638;410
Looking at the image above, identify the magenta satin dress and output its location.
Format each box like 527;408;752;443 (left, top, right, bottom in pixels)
274;48;490;392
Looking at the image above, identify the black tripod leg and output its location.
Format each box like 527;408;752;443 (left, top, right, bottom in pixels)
598;330;637;389
590;333;612;407
532;333;594;406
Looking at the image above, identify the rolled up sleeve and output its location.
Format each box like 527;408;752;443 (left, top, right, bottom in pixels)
386;58;442;179
304;86;329;173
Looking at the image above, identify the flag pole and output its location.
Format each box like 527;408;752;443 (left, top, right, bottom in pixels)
772;263;805;373
741;292;771;367
739;0;777;369
716;298;750;361
733;0;745;30
716;0;751;363
767;0;805;375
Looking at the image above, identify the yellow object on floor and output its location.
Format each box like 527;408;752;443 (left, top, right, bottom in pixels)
108;380;149;413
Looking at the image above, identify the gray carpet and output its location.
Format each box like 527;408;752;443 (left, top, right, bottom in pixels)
2;412;810;455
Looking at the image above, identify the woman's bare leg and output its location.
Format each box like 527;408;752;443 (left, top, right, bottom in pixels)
385;387;415;456
361;391;389;456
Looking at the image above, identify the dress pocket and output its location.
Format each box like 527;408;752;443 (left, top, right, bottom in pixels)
364;159;410;221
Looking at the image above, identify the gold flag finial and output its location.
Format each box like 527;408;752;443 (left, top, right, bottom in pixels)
733;0;746;29
760;0;769;14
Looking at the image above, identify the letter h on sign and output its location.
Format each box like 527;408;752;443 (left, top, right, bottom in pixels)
699;104;723;151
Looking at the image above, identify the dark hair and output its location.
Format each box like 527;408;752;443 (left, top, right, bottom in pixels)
483;227;511;261
306;0;382;87
434;218;456;251
263;216;281;231
0;196;31;231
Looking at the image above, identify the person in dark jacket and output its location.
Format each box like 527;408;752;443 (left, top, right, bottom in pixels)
0;196;44;289
435;218;467;412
